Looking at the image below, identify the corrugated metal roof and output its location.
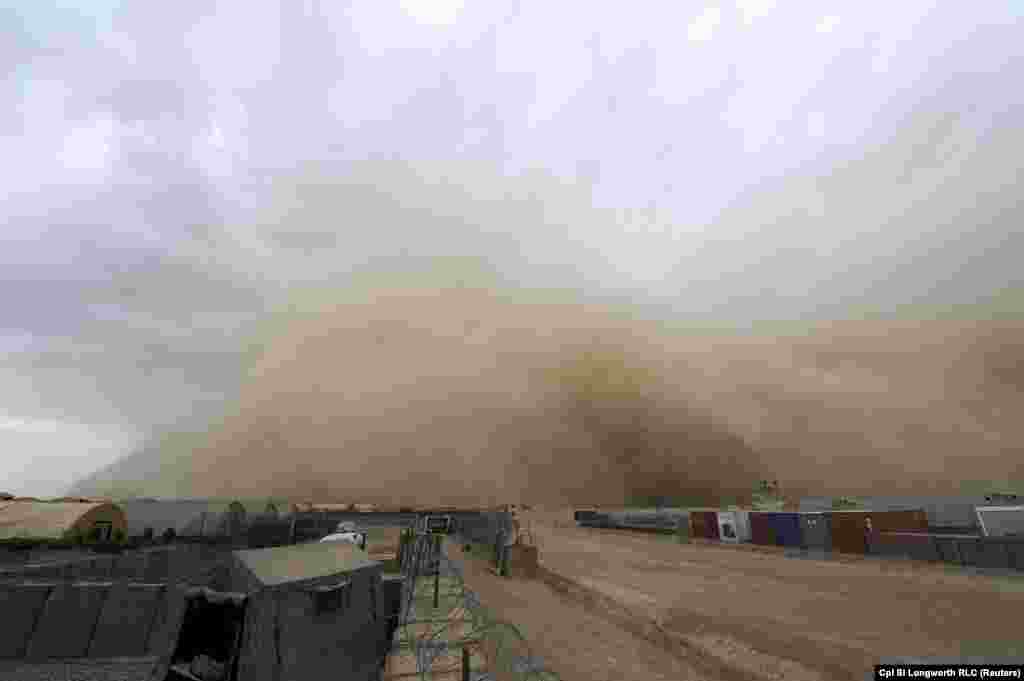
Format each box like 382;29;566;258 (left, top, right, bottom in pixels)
234;541;379;588
0;502;120;540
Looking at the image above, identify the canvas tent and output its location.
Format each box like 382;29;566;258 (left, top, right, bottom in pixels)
0;501;126;542
158;541;390;681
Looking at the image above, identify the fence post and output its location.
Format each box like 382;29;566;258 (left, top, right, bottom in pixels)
433;555;440;609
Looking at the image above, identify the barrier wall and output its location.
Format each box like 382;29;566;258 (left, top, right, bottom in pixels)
871;533;1023;570
88;583;163;658
26;582;109;659
0;580;187;661
0;583;51;658
0;545;230;586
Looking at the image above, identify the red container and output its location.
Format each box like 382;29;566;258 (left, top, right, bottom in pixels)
689;511;722;539
703;512;720;540
749;512;774;545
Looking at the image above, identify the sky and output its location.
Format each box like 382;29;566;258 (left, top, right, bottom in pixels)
1;0;1022;497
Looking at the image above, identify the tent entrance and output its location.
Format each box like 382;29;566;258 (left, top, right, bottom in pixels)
165;589;248;681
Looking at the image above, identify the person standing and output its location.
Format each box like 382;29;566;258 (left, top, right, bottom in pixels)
864;516;875;555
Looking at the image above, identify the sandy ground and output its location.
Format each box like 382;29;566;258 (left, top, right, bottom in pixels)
445;540;707;681
505;510;1024;681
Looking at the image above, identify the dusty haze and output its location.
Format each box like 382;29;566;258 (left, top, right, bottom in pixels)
102;280;1022;508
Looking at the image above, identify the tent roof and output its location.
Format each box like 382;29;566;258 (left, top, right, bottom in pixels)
0;501;120;540
234;541;378;589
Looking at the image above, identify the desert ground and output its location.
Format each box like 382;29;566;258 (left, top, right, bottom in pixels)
446;510;1024;681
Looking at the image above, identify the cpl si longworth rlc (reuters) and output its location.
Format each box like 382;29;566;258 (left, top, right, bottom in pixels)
875;666;1023;680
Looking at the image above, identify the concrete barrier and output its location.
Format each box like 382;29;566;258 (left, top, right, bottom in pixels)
89;583;163;658
26;582;110;659
0;583;52;658
146;585;187;657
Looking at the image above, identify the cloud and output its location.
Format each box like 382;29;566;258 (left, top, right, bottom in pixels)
2;0;1023;498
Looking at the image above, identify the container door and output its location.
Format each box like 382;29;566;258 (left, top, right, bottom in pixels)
717;512;738;543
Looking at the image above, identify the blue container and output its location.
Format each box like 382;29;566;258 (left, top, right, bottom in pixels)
767;512;803;547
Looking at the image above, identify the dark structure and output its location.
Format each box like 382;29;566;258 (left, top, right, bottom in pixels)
799;512;832;551
158;541;389;681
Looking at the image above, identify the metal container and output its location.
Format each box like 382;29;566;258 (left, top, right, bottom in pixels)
799;512;831;551
830;510;929;555
690;511;720;540
749;512;773;545
875;532;939;562
766;512;802;547
716;511;739;543
704;511;720;540
829;511;869;554
716;511;751;543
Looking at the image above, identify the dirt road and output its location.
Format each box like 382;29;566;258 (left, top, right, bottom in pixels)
517;511;1024;681
446;540;708;681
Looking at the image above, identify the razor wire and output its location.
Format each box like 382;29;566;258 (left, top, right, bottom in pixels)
393;526;560;681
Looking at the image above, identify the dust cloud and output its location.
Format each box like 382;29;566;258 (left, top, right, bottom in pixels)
180;282;1024;508
72;160;1024;507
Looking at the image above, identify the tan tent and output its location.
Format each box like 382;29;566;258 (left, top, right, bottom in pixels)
0;501;127;542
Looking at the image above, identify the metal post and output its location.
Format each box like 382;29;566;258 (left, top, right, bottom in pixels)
433;535;441;609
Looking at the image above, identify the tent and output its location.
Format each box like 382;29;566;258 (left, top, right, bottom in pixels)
0;501;126;543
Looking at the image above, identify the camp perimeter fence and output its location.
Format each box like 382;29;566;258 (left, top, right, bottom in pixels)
394;530;560;681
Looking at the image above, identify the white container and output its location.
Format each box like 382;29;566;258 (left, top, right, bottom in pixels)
716;511;751;543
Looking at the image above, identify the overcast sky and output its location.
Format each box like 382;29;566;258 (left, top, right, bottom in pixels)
2;0;1021;496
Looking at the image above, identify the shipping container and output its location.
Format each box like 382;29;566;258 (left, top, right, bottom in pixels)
765;512;802;547
799;513;831;551
874;532;940;562
844;496;988;532
716;511;751;543
704;511;720;540
749;512;774;545
689;511;720;540
829;510;928;555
